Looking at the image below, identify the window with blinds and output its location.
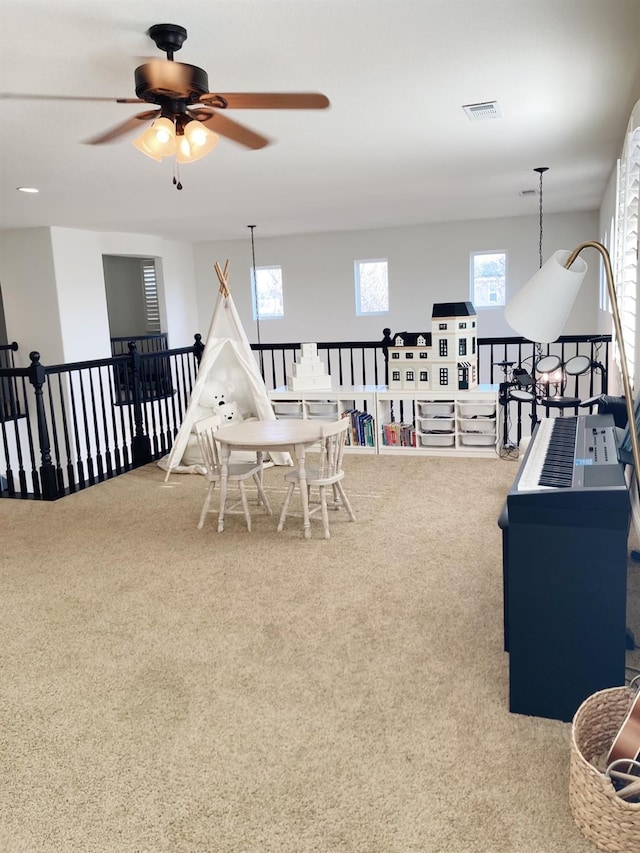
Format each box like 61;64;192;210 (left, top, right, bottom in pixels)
142;260;161;333
614;105;640;385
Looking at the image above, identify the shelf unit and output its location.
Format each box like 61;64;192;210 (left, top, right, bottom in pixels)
268;385;500;457
269;385;382;452
376;385;499;457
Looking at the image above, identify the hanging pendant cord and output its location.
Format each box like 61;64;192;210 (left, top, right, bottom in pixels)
534;167;548;269
248;225;264;376
532;167;549;427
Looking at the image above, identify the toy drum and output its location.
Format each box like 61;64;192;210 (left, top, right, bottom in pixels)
564;354;592;376
535;354;561;374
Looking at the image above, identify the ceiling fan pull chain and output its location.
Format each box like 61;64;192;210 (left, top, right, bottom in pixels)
172;160;183;191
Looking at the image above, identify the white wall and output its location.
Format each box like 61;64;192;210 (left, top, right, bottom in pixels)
0;212;603;371
49;227;112;363
193;211;600;344
98;232;198;349
0;227;199;369
0;228;63;366
103;255;148;338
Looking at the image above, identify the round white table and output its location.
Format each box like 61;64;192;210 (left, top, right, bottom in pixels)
214;418;332;538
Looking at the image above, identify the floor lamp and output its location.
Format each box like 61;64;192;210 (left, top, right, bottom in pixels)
504;241;640;481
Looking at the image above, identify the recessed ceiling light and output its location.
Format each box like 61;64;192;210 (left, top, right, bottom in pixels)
17;186;39;194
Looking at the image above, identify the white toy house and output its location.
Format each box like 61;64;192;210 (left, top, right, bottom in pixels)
387;302;478;392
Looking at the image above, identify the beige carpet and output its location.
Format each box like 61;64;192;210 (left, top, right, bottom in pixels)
1;453;638;853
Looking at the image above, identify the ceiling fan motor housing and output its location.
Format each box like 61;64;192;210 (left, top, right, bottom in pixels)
148;23;188;56
134;62;210;105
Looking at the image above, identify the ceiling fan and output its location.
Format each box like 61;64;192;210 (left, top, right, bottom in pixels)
1;23;330;184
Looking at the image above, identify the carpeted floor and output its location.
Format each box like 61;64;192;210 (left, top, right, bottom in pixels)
1;452;638;852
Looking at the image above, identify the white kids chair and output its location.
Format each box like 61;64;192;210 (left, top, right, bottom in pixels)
277;417;356;539
194;415;272;532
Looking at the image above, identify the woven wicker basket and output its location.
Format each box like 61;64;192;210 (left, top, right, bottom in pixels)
569;686;640;852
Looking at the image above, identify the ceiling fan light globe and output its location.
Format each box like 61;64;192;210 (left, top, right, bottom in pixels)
184;119;209;147
176;136;192;162
142;117;177;157
177;122;219;163
132;132;163;162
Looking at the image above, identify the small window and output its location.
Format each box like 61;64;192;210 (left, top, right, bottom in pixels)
392;370;400;381
470;251;507;307
439;323;447;330
439;368;449;385
419;352;428;359
392;351;400;359
142;260;161;333
251;266;284;320
459;322;467;329
419;371;428;382
459;339;467;356
406;370;414;381
355;259;389;315
406;352;414;359
439;339;448;357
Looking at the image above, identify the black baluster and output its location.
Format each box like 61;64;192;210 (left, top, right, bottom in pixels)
27;352;58;500
382;328;393;386
128;342;152;467
193;333;205;367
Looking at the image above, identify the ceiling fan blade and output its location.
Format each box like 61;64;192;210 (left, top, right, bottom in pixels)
198;92;330;110
0;92;138;103
190;108;270;150
84;110;160;144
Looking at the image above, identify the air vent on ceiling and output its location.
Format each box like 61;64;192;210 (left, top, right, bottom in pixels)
463;101;502;121
519;189;537;197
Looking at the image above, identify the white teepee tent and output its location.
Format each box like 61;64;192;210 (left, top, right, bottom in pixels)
159;261;290;474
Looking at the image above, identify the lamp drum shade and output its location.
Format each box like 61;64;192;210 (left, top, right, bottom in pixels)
504;249;588;343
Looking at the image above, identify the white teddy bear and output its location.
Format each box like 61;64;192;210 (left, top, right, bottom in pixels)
182;380;237;467
192;379;235;422
215;400;244;427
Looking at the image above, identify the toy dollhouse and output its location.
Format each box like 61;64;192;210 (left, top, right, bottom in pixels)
387;302;477;392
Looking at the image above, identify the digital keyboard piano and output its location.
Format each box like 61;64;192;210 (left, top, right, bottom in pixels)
502;413;631;722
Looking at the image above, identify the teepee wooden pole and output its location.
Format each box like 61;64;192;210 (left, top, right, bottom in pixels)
214;260;231;297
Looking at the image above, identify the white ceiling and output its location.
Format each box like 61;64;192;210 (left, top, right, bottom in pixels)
1;0;639;243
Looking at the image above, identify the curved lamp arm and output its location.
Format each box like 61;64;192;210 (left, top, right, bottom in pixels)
564;242;640;481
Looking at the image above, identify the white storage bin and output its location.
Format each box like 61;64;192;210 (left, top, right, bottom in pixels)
273;402;303;416
460;433;496;446
458;401;496;418
459;417;496;434
307;401;339;416
418;432;455;447
418;401;455;416
417;416;455;432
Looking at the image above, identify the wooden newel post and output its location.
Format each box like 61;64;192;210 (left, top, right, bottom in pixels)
28;351;58;500
193;333;205;366
128;342;152;467
382;327;393;386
